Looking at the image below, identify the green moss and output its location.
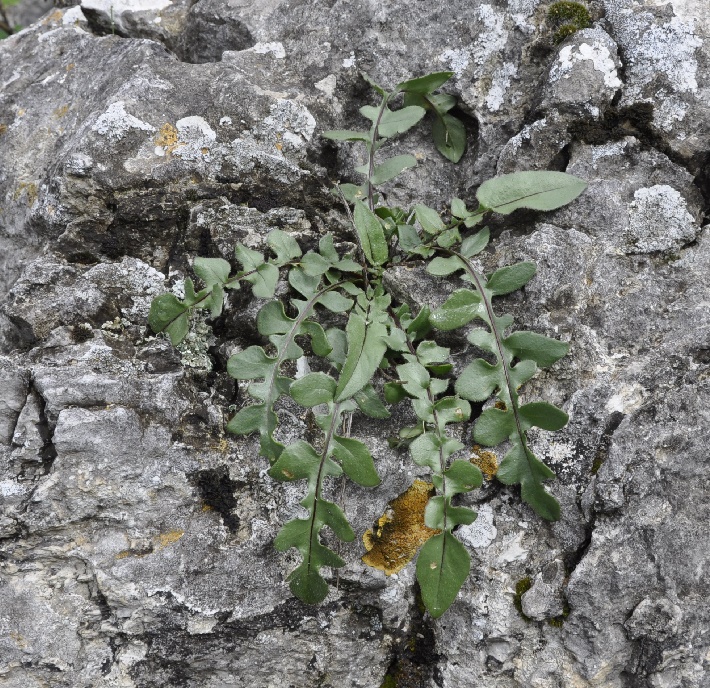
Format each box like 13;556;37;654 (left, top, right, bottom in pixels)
547;602;571;627
380;674;398;688
548;1;591;43
591;455;605;475
513;577;533;621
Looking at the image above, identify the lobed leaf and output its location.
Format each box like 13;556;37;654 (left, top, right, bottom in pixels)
504;331;569;367
193;257;231;287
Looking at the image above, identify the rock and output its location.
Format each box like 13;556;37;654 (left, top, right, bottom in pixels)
521;559;566;621
1;0;710;686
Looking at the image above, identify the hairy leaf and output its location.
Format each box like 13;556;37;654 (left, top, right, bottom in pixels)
486;262;536;296
378;105;426;137
353;200;389;266
396;71;453;94
371;154;418;185
193;257;231;287
417;532;470;619
432;113;466;163
477;171;587;215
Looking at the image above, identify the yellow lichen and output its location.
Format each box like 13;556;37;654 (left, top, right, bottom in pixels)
362;479;440;575
53;104;69;118
156;530;184;548
155;123;180;154
14;182;38;206
470;445;498;480
0;124;7;137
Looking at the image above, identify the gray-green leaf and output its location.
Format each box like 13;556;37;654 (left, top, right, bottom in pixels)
476;171;587;215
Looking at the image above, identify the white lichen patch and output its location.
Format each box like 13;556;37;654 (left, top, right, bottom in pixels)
176;316;214;370
605;383;646;414
551;42;622;89
315;74;337;98
473;3;509;69
62;6;86;24
0;479;28;497
486;62;517;111
626;185;698;253
172;116;217;162
590;139;628;165
248;42;286;59
92;101;155;142
438;47;471;78
80;0;173;32
458;504;497;549
260;99;316;152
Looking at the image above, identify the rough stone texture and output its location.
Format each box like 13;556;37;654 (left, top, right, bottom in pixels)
1;1;709;687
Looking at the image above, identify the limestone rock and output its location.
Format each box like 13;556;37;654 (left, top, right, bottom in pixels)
1;1;709;686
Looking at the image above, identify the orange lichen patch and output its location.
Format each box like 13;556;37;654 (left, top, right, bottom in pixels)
156;530;184;548
470;445;498;480
362;479;440;575
155;123;180;153
495;400;507;411
201;504;214;512
66;63;75;71
115;550;132;559
53;105;69;118
0;124;7;137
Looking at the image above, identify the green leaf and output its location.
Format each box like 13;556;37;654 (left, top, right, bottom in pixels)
268;229;302;265
451;198;468;219
427;93;457;115
417;532;470;619
165;312;189;346
432;113;466;163
334;312;388;402
414;204;445;234
397;223;423;252
430;289;481;331
290;372;337;407
149;294;189;340
487;262;537;296
227;403;273;436
504;331;569;367
476;171;587;215
353;200;389;266
444;460;483;493
257;300;295;336
289;267;320;298
269;440;324;481
337;183;368;203
332;436;380;487
193;257;231;287
317;290;354;313
378;105;426;137
496;442;559;521
360;71;387;96
384;381;407;404
427;255;465;276
406;306;432;340
285;564;330;605
353;384;390;419
519;402;568;431
396;71;453;94
301;252;331;277
455;359;500;402
227;346;276;380
415;341;449;365
409;432;440;472
209;283;224;318
371;154;418;185
322;129;370;142
301;320;333;357
460;228;490;257
474;407;515;446
433;397;470;425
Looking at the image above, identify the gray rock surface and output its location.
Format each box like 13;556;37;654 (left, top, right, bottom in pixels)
1;1;709;687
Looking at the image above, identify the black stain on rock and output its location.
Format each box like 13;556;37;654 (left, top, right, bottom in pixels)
191;467;242;532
